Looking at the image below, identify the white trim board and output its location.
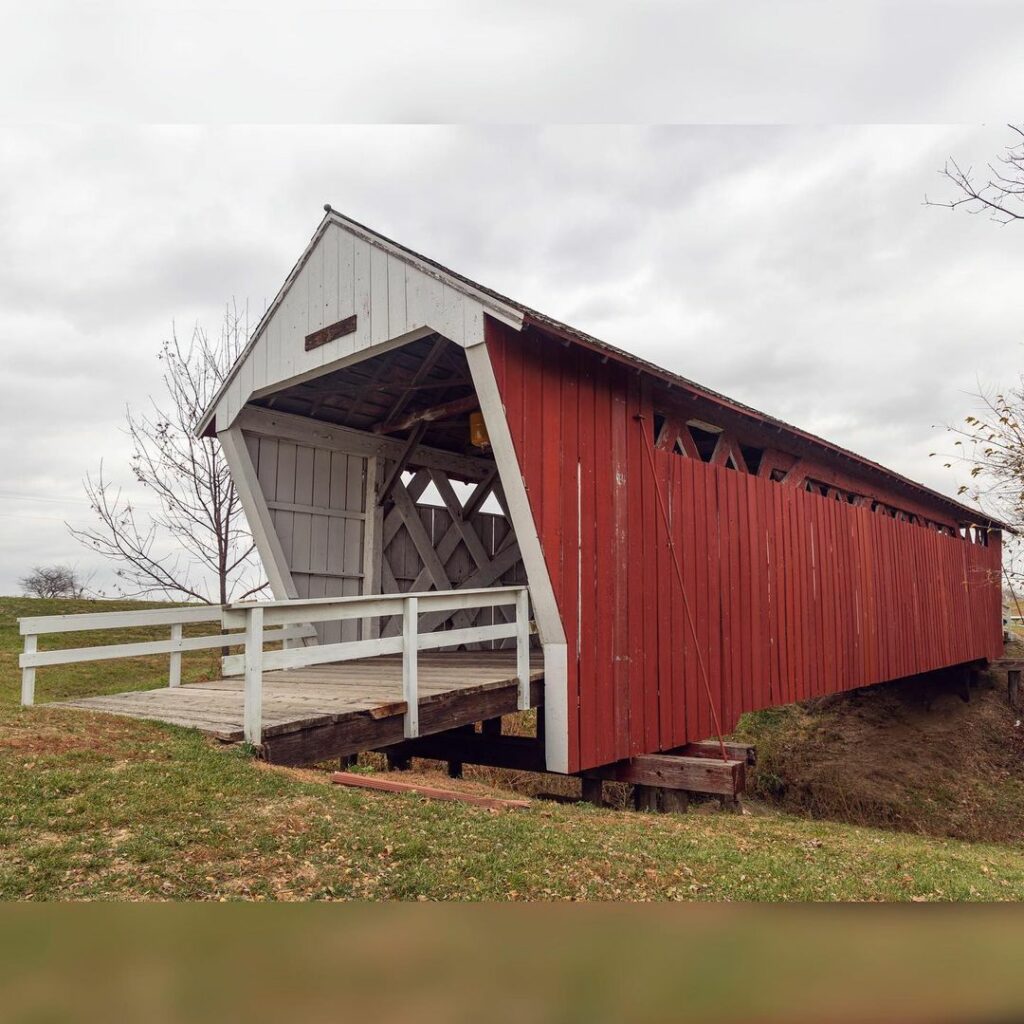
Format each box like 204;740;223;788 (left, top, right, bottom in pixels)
236;405;495;483
218;426;299;601
464;342;569;774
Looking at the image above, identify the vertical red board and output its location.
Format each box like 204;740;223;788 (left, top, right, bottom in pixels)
575;347;598;769
656;447;675;748
591;362;615;766
557;343;580;769
485;317;1004;772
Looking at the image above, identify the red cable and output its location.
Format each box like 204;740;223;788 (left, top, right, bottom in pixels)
635;414;729;761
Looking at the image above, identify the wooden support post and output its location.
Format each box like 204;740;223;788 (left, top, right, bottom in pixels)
515;588;531;711
168;622;183;688
481;717;502;737
633;785;659;813
374;393;480;435
379;731;546;773
536;706;545;742
243;606;264;746
1009;669;1021;710
21;634;36;706
403;595;419;738
661;789;690;814
581;777;603;807
378;421;428;507
446;724;474;779
632;785;691;814
361;456;383;640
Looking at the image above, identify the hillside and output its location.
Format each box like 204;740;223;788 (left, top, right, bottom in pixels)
736;660;1024;845
2;596;1023;901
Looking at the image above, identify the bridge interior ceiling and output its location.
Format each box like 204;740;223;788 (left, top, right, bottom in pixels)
251;334;481;468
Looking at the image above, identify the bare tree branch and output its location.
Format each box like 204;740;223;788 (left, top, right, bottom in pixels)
924;124;1024;224
926;126;1024;594
933;378;1024;589
68;304;269;604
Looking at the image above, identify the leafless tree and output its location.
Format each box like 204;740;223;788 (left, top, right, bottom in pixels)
925;124;1024;224
69;305;268;604
935;382;1024;594
926;126;1024;597
19;564;94;599
939;383;1024;528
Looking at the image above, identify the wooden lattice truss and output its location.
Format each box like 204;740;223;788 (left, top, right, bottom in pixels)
652;410;966;537
377;465;525;642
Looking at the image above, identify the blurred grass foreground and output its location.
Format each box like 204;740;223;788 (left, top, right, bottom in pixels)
2;904;1024;1024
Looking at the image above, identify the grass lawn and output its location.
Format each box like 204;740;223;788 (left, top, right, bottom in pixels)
2;596;1024;901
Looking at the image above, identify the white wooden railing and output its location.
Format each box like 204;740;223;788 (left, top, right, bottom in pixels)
220;586;532;746
18;606;311;707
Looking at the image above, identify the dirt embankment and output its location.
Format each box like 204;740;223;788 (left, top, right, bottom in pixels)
738;658;1024;844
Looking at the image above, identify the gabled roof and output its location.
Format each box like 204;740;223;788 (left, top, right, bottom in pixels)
199;206;1007;532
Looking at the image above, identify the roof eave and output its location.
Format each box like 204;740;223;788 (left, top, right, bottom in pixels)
194;209;524;439
522;314;1010;534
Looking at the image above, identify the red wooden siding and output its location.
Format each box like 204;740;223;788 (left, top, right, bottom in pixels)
486;319;1005;773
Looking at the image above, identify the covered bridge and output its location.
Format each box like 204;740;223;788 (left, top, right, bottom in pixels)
182;207;1004;775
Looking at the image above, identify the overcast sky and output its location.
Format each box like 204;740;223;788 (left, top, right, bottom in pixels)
2;123;1022;595
2;3;1023;596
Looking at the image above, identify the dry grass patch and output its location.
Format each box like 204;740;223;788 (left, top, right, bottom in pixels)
5;597;1024;901
738;660;1024;844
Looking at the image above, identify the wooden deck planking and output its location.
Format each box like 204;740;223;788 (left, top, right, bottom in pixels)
46;651;544;749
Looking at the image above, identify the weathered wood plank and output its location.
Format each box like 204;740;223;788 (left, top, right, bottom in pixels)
237;406;495;482
260;678;543;765
330;771;530;810
675;740;757;766
581;754;745;797
44;651;546;764
19;605;223;636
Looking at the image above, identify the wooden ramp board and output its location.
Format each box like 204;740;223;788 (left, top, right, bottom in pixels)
45;651;544;763
331;771;531;810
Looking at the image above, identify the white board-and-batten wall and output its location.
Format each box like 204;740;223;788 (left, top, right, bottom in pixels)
204;210;571;771
244;431;367;644
202;215;523;433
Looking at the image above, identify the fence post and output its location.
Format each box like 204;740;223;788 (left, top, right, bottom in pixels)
21;635;36;706
403;595;419;738
243;606;264;746
515;588;531;711
168;623;183;688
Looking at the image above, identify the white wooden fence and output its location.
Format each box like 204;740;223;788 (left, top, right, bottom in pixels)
220;586;532;745
18;586;533;749
18;606;310;707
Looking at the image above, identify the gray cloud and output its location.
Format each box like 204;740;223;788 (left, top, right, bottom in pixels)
4;3;1024;122
1;122;1023;595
